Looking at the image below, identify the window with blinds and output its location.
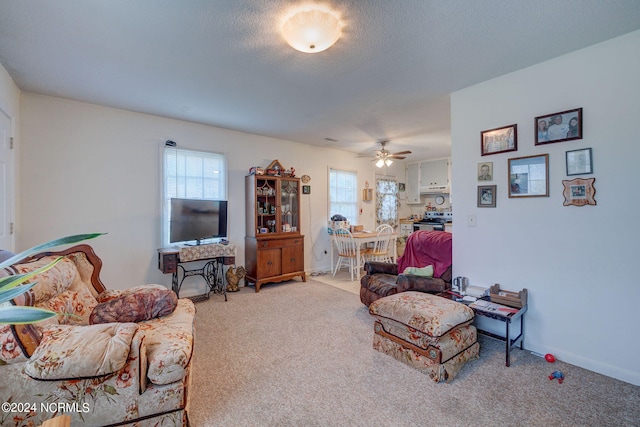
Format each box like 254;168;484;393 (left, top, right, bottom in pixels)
162;147;227;245
329;168;358;225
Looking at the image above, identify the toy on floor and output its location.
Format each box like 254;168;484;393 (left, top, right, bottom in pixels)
545;353;556;363
549;370;565;384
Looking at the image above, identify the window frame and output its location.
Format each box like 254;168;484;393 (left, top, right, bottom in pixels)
328;167;358;226
161;146;227;245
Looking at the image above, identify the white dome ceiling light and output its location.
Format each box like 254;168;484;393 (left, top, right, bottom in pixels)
281;7;342;53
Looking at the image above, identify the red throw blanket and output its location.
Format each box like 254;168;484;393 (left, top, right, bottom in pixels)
397;230;452;278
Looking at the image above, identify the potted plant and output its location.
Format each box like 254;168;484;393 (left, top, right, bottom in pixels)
0;233;103;324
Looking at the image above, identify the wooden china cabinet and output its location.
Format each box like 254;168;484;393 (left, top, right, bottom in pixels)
245;174;306;292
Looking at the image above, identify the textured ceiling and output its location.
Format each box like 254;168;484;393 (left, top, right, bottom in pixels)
1;0;640;160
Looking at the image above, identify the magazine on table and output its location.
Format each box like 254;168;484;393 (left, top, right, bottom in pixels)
469;299;519;314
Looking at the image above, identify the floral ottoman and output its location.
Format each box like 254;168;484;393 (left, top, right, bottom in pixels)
369;291;479;382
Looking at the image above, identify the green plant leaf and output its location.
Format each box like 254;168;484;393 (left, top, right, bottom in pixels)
0;233;105;271
0;257;62;292
0;305;57;324
0;283;37;304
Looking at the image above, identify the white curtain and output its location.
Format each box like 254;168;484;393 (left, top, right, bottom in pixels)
375;175;399;228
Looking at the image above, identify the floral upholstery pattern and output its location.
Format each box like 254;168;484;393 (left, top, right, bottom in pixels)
369;292;478;382
39;286;99;326
373;332;479;383
0;325;28;364
8;256;79;304
374;320;477;363
90;285;178;324
0;246;195;426
369;291;474;338
140;299;195;385
25;323;139;380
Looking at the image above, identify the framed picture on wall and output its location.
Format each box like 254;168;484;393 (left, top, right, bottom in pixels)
508;154;549;198
535;108;582;145
477;185;497;208
477;162;493;181
481;124;517;156
566;148;593;176
562;177;596;206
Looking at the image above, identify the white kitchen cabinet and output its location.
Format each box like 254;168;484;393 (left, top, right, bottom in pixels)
419;158;449;192
400;222;414;236
405;162;421;204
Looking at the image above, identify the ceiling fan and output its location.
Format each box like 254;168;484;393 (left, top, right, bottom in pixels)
362;140;412;167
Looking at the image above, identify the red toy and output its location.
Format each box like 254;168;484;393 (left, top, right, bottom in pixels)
545;353;556;363
549;370;565;384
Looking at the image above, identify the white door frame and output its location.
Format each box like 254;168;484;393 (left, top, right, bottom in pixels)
0;105;14;252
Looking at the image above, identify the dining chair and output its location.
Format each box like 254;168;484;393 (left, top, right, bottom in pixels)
375;223;393;233
332;227;366;281
367;224;394;263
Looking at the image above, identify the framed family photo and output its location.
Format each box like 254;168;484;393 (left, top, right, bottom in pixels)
508;154;549;198
562;177;596;206
566;148;592;176
535;108;582;145
481;124;517;156
477;185;497;208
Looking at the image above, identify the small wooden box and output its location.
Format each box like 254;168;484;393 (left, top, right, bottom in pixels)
490;284;527;308
350;225;364;232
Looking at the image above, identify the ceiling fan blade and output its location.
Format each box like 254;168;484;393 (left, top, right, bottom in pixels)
389;155;406;160
392;150;412;155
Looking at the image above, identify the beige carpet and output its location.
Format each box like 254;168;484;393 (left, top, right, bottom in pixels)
188;278;640;426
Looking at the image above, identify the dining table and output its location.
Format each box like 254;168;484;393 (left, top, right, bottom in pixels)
330;231;397;281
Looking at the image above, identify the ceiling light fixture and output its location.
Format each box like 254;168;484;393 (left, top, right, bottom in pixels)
376;158;393;168
281;7;342;53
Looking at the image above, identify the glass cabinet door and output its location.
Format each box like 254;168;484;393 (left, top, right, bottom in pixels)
280;179;299;233
256;178;277;233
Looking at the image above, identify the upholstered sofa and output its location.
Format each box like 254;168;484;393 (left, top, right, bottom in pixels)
0;244;195;427
360;230;453;306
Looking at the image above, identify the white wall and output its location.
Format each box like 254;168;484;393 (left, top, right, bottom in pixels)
17;93;407;294
451;30;640;385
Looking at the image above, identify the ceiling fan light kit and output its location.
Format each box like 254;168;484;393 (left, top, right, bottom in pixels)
368;140;411;168
281;7;342;53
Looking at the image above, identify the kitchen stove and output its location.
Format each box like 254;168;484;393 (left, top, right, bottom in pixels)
413;211;453;232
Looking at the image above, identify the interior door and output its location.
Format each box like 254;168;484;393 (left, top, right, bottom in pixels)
0;109;12;251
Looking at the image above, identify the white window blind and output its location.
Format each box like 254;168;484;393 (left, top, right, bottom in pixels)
162;147;226;245
329;168;358;225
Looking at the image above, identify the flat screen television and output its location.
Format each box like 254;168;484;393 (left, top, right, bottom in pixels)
170;198;228;244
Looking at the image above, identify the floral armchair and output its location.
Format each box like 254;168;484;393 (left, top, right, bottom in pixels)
0;245;195;427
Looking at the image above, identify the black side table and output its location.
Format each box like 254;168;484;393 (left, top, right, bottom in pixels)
438;292;527;367
470;298;527;367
